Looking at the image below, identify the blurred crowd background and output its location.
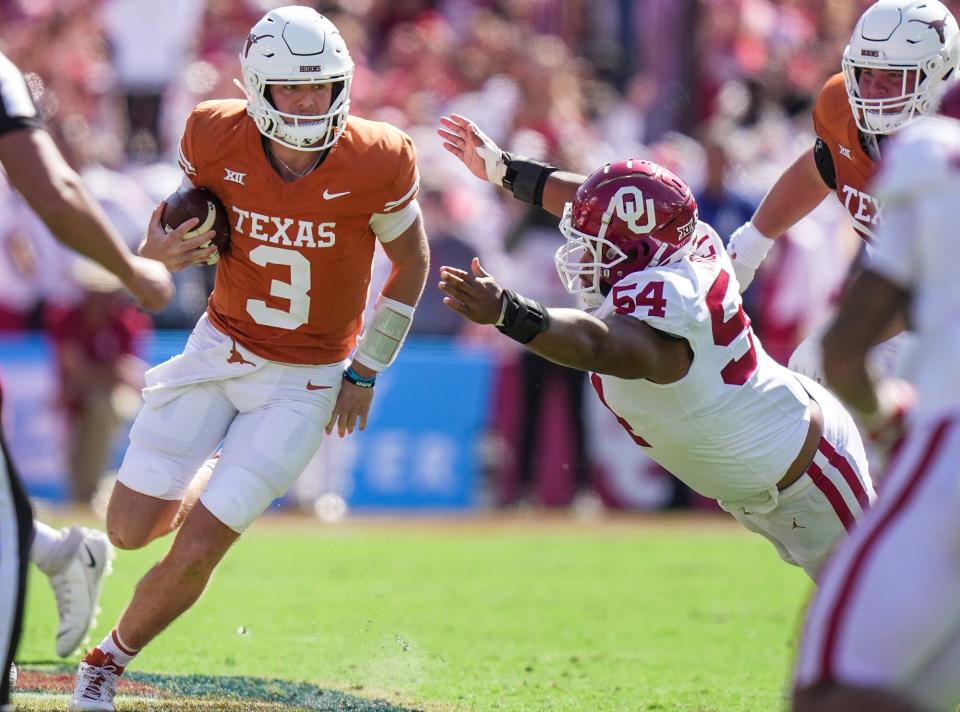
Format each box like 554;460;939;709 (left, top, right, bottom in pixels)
2;0;947;513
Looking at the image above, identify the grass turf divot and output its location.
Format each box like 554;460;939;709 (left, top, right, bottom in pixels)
13;666;422;712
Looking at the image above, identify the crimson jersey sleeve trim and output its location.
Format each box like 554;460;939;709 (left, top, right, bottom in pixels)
813;136;837;190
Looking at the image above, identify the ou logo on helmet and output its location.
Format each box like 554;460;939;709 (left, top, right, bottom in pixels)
609;186;656;235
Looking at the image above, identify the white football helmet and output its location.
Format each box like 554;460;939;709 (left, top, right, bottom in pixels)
842;0;960;134
240;6;354;151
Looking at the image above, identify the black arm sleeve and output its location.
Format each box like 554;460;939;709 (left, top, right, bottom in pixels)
502;153;558;207
813;136;836;190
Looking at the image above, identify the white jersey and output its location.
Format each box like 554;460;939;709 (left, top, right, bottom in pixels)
868;115;960;421
795;116;960;698
591;224;812;505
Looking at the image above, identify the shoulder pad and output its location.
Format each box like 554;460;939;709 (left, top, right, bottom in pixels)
814;137;837;190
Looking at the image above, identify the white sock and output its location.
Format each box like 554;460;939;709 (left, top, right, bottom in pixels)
30;521;71;575
95;629;139;667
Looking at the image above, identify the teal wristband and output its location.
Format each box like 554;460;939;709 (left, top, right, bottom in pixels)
344;365;376;388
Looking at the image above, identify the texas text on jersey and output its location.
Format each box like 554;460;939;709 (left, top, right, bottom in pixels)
178;99;419;365
813;74;882;242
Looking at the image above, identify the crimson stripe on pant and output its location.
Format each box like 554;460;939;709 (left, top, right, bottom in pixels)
818;417;955;678
808;460;856;532
817;439;870;509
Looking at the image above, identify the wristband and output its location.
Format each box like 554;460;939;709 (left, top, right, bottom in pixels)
496;289;551;344
502;153;558;207
727;221;775;270
343;365;376;389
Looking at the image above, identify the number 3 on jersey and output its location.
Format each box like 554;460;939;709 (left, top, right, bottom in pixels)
706;269;757;385
246;245;311;330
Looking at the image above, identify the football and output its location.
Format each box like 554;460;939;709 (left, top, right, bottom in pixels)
161;187;231;265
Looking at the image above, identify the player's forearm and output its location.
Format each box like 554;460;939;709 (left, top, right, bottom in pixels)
821;349;878;415
380;261;428;308
540;171;587;217
525;308;672;380
34;177;135;281
379;225;430;308
822;270;909;412
6;132;135;282
751;148;832;240
523;308;610;372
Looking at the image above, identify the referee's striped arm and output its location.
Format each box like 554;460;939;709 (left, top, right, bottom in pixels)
0;51;42;136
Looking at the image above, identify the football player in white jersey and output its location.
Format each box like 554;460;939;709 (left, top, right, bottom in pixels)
437;116;874;578
793;86;960;712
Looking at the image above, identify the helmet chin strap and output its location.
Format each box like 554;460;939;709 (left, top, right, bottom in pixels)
233;77;251;99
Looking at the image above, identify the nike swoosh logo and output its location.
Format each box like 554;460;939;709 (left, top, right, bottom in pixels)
306;381;332;391
322;189;351;200
82;544;97;568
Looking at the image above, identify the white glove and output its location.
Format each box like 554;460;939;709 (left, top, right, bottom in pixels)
473;124;509;186
726;221;775;292
788;322;829;384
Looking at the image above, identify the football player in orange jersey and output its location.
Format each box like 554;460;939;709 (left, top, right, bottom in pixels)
725;0;959;382
70;7;429;710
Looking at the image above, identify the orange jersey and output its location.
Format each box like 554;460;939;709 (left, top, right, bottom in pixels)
178;100;419;364
812;73;881;241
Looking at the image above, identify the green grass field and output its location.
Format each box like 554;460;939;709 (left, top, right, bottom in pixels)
15;513;813;711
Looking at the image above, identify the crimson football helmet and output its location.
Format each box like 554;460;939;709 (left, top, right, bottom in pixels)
555;160;698;308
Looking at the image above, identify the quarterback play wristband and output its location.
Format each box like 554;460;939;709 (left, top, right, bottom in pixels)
352;295;416;372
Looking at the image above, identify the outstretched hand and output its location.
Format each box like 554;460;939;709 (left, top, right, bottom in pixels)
439;257;504;324
436;114;507;185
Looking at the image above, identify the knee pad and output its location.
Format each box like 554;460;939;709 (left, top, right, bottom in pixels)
117;451;181;500
200;466;276;533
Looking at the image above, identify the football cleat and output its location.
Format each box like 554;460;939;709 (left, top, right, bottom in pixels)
49;528;114;657
69;649;123;712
